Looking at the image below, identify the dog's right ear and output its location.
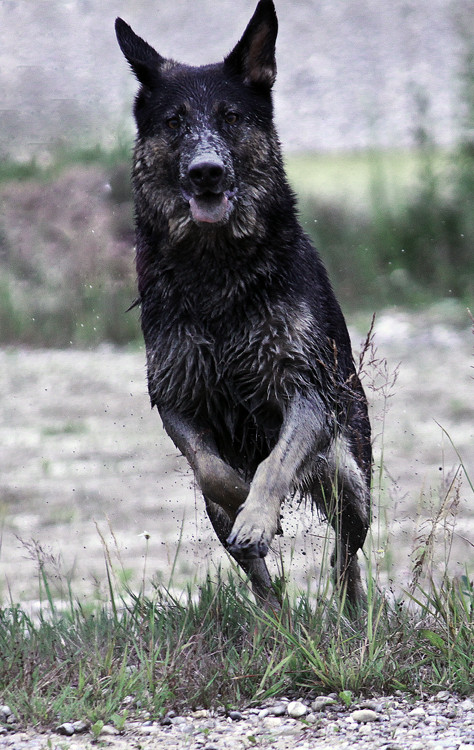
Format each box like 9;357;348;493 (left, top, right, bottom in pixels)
115;18;164;88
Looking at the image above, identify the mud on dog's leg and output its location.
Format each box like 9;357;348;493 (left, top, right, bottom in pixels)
160;408;249;515
227;392;331;560
205;497;280;609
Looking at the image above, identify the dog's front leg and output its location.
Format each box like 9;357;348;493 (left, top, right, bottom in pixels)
226;392;330;559
160;408;249;518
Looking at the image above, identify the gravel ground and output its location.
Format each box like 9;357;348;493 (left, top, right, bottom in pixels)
1;694;473;749
0;306;472;605
0;308;472;747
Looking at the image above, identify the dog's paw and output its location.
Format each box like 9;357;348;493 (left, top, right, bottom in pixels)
226;512;271;559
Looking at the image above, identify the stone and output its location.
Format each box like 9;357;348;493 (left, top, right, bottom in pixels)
409;707;426;718
311;696;337;712
228;710;243;721
171;716;187;725
263;717;284;729
351;709;380;723
56;723;75;736
99;725;119;736
72;720;89;733
192;710;209;719
269;703;288;717
360;699;383;712
0;706;12;721
287;701;308;718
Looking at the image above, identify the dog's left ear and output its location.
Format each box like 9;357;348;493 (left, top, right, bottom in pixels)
224;0;278;90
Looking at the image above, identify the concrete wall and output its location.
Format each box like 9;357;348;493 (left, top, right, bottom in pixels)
0;0;471;160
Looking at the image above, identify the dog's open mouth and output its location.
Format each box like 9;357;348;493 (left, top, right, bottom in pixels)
184;190;235;224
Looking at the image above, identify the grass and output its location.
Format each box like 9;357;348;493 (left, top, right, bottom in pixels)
294;139;474;309
0;321;472;731
285;148;451;210
1;433;472;731
0;128;473;346
0;562;472;730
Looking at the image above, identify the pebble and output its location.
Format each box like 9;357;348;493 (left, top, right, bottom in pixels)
99;724;119;736
409;706;426;718
311;696;337;711
269;703;288;717
0;694;473;749
72;720;89;733
228;710;243;721
0;708;12;723
351;709;380;723
56;723;75;736
286;701;308;718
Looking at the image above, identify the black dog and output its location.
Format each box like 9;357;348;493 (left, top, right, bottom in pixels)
116;0;371;609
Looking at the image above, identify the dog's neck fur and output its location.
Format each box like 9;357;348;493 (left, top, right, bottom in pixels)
134;151;300;314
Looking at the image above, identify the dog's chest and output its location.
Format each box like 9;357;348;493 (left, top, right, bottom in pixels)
146;299;319;420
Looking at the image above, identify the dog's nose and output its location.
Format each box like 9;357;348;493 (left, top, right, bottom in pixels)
188;157;225;193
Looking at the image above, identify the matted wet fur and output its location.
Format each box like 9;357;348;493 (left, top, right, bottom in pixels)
116;0;372;611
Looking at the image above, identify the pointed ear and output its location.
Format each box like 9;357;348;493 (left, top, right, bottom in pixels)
224;0;278;89
115;18;164;88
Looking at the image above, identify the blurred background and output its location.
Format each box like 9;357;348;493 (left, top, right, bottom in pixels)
0;1;473;603
0;0;472;345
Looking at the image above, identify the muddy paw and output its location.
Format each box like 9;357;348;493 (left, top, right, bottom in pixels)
226;525;270;560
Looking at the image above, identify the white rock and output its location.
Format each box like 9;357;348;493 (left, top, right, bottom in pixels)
192;709;209;719
263;717;284;729
72;720;89;733
287;701;308;718
409;707;426;718
99;725;119;736
351;709;379;723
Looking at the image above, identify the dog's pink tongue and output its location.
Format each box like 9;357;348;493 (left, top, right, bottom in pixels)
189;194;228;224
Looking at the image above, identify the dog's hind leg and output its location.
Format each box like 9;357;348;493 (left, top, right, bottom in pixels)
318;436;370;610
204;496;281;609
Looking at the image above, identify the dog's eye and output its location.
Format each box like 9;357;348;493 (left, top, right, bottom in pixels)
224;112;239;125
166;116;181;130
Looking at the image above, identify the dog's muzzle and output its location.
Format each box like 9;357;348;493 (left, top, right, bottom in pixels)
183;154;236;224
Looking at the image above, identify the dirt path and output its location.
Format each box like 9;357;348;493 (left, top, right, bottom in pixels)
0;306;472;607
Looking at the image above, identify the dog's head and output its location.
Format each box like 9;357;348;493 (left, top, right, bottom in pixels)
116;1;282;238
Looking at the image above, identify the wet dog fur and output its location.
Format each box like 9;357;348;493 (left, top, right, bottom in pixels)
116;0;372;610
